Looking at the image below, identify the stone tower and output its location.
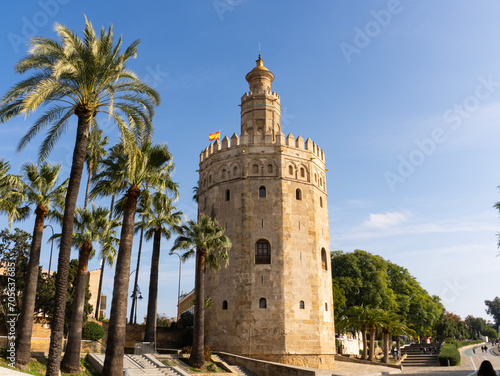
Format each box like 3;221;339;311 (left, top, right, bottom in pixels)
198;56;335;368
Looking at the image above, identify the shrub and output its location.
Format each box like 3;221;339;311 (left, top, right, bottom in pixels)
82;322;105;341
180;311;194;327
438;343;460;366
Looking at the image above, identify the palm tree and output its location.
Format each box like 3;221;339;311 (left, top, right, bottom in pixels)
171;214;231;368
346;305;369;360
0;159;27;227
378;310;404;363
61;205;118;373
15;162;67;366
364;306;383;361
136;191;182;344
84;127;108;209
92;143;125;320
0;17;159;375
94;141;176;376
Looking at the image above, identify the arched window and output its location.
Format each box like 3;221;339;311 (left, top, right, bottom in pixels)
259;186;266;198
296;188;302;200
222;169;226;179
319;177;323;187
253;164;259;174
325;302;328;311
233;166;238;176
259;298;267;309
300;167;305;178
314;173;317;183
320;196;323;208
288;165;293;175
222;300;228;310
268;164;273;173
209;175;212;184
321;248;328;271
225;189;230;201
255;239;271;264
299;301;305;309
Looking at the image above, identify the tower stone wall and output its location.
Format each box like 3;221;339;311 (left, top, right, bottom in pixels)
198;57;335;369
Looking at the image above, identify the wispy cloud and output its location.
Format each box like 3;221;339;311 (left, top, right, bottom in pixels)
363;211;411;229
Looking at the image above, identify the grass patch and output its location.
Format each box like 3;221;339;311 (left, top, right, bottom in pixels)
0;355;98;376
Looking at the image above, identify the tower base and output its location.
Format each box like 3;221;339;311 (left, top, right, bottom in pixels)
249;353;336;369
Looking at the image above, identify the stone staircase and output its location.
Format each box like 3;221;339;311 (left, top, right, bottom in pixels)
211;354;257;376
401;343;439;367
88;354;186;376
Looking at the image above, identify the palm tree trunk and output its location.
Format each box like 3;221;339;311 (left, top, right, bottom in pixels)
61;243;92;373
144;229;161;344
102;186;141;376
95;194;115;319
190;248;206;368
369;326;376;361
15;207;46;366
361;326;368;360
130;227;144;324
46;111;91;376
396;336;401;359
383;330;389;363
84;166;92;209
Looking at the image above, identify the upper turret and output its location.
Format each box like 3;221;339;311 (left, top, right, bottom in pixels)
245;55;275;92
240;55;281;144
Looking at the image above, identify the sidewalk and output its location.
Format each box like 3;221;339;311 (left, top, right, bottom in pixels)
0;366;29;375
316;360;402;376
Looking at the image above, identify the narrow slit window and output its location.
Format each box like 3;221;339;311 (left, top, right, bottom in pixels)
253;164;259;174
233;166;238;176
320;196;323;208
300;301;305;309
222;300;228;310
268;164;273;173
300;167;305;178
225;189;230;201
325;302;328;311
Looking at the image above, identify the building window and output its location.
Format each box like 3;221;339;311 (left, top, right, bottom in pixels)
253;164;259;174
320;196;323;207
233;166;238;176
225;189;230;201
299;301;305;309
222;300;228;310
209;175;212;184
325;302;328;311
314;173;317;182
255;239;271;264
268;164;273;173
259;186;266;198
288;165;293;175
300;167;305;178
259;298;267;309
222;169;226;179
321;248;328;271
319;177;322;187
204;197;207;210
296;188;302;200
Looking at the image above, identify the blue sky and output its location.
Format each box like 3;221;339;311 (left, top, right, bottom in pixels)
1;0;500;324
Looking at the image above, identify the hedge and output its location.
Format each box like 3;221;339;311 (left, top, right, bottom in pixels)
438;343;460;366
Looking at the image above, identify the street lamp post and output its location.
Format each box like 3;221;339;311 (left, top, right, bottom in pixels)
44;224;55;275
170;251;182;322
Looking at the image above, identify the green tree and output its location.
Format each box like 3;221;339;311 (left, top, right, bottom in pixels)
332;278;346;325
136;191;182;344
95;141;176;375
485;297;500;328
16;162;67;366
0;228;32;323
61;205;117;373
172;214;231;368
331;250;396;311
0;17;160;375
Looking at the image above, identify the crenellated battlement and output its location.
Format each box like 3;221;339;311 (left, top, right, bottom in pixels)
199;131;325;164
241;89;280;102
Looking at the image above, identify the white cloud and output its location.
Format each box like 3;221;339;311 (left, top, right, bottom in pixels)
363;211;411;229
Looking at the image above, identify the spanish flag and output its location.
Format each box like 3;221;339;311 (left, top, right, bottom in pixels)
208;130;220;142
